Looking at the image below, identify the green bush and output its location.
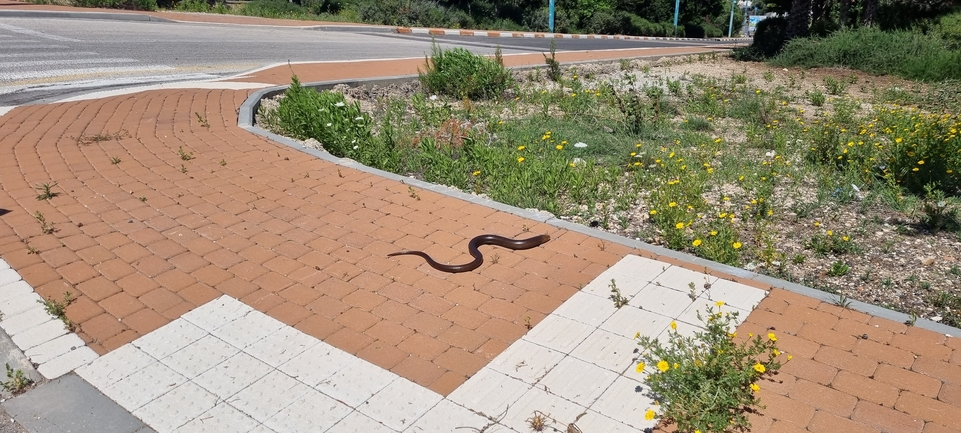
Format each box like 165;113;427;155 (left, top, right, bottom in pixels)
174;0;210;12
275;76;395;169
937;11;961;49
419;44;513;100
238;0;306;18
732;17;788;61
772;27;961;81
72;0;156;9
809;18;840;37
353;0;471;28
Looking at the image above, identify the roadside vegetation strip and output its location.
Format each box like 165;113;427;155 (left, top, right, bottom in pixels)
255;48;961;328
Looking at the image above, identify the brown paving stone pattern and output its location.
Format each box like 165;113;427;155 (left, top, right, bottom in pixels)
652;289;961;433
0;84;655;395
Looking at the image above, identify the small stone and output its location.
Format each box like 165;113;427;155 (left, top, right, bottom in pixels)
931;316;942;322
921;256;936;266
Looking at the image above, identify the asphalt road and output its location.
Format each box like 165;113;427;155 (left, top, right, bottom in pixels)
0;16;735;105
0;17;510;105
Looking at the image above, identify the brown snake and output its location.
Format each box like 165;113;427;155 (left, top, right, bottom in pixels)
387;234;551;273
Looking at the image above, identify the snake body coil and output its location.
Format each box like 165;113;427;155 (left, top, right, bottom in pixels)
388;234;551;273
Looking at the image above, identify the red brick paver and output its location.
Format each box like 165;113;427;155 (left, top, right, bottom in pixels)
2;7;961;432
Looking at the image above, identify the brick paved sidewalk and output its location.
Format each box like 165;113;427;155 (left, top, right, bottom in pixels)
0;11;959;430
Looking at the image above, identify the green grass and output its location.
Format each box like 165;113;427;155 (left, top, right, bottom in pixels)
772;27;961;82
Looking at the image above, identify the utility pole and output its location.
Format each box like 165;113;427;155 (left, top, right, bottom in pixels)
673;0;680;37
549;0;555;33
728;0;736;37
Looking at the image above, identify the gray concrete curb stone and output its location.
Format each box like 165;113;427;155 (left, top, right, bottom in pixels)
2;373;154;433
0;10;171;22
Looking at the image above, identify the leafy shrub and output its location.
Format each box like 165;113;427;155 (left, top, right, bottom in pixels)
174;0;210;12
238;0;308;18
275;76;395;169
772;27;961;82
353;0;471;28
936;11;961;50
72;0;155;10
635;304;784;433
419;44;513;100
809;18;840;37
732;17;788;61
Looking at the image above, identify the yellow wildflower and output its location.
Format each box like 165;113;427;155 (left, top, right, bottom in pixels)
657;360;670;372
753;363;766;373
768;332;777;342
750;383;760;392
645;409;656;421
636;362;645;373
670;321;677;330
692;239;702;247
517;157;525;163
676;222;685;229
732;242;742;249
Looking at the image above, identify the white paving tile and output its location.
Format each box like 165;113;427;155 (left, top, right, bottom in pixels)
174;402;259;433
589;375;657;430
76;344;157;389
487;339;565;385
133;319;207;359
316;359;397;407
570;328;639;374
630;283;696;317
403;399;494;433
24;333;86;364
0;259;9;270
248;425;278;433
599;305;672;340
523;315;594;354
702;279;768;311
327;410;397;433
581;271;648;299
0;268;21;287
499;386;587;433
650;266;718;293
278;342;355;387
133;381;218;432
103;361;186;412
36;346;98;379
0;280;34;304
552;290;618;327
0;304;54;336
211;309;285;349
245;325;318;367
11;318;68;351
194;351;273;399
181;295;253;332
676;297;748;329
447;368;531;420
538;356;619;407
161;334;239;379
263;388;352;433
572;409;642;433
0;291;43;319
360;378;443;431
230;370;311;423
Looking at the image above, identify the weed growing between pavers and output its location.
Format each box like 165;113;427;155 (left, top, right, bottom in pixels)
259;53;961;326
33;182;60;201
38;291;75;331
634;303;786;433
1;364;33;395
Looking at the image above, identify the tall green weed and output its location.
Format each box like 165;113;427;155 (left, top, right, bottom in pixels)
419;44;513;100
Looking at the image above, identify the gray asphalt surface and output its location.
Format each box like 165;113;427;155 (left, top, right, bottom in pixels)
0;17;512;105
0;16;738;105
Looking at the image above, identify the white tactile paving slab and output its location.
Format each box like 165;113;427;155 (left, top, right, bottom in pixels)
67;254;768;433
0;259;99;379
